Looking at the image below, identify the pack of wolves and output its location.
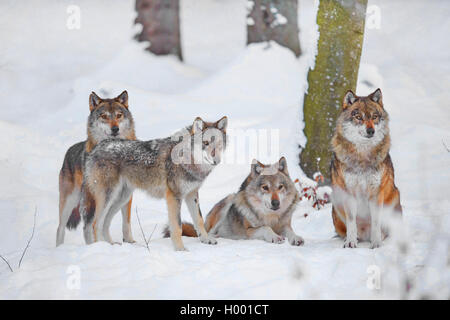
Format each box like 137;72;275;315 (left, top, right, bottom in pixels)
57;88;401;251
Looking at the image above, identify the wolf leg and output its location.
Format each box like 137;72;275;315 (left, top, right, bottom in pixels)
56;189;80;246
81;186;96;244
281;226;304;246
343;196;358;248
121;196;135;243
185;191;217;245
102;186;132;244
92;192;107;243
166;188;186;251
102;206;119;244
247;226;285;244
369;198;383;249
98;182;129;243
83;222;94;244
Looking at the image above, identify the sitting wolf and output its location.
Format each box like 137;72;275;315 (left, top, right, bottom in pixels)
331;88;402;248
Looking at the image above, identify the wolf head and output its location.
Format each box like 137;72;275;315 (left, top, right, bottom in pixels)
336;88;389;148
242;157;298;213
190;116;228;166
87;91;136;144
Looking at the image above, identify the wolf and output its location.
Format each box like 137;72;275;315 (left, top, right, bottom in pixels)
330;88;402;249
83;116;228;251
166;157;304;246
56;91;136;246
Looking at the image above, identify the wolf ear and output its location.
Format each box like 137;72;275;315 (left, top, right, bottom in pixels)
369;88;383;105
192;117;204;134
89;92;102;112
115;90;129;108
278;157;289;175
217;116;228;132
251;159;264;177
343;90;357;109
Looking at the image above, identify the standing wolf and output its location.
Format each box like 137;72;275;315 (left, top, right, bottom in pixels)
167;157;304;246
84;116;228;251
56;91;136;246
331;88;402;249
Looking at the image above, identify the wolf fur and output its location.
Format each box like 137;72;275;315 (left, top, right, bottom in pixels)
56;91;136;246
166;157;304;246
84;116;228;251
330;88;402;249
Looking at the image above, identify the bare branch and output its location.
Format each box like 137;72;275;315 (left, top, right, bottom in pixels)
135;207;150;253
0;254;13;272
443;140;450;153
147;223;158;244
18;206;37;268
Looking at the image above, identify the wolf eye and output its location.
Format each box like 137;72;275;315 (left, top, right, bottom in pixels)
278;185;284;190
116;113;123;119
355;115;362;120
372;114;378;120
262;185;269;191
100;114;108;120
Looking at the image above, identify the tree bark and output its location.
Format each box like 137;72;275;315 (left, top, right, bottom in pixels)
135;0;183;61
247;0;301;57
300;0;367;182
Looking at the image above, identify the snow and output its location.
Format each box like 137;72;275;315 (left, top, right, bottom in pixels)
0;0;449;299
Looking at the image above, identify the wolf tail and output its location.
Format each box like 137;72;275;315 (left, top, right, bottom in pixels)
66;205;81;230
163;222;198;238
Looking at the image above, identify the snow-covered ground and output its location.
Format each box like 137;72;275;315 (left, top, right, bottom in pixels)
0;0;449;299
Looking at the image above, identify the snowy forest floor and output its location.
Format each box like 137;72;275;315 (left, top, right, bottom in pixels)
0;0;449;299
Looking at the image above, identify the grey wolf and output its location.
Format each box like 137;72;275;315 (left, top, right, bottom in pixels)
167;157;304;246
56;91;136;246
330;88;402;249
84;116;228;251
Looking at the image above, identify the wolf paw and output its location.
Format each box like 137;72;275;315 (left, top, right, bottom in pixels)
270;235;285;244
200;236;218;245
289;235;304;246
370;240;382;249
123;238;136;244
343;239;357;248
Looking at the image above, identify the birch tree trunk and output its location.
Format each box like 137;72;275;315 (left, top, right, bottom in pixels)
300;0;367;182
247;0;301;57
135;0;183;61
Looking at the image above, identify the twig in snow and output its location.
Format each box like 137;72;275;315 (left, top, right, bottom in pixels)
136;207;157;253
18;206;37;268
147;224;158;245
442;140;450;153
0;254;13;272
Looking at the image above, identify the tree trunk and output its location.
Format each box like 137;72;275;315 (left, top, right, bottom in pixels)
247;0;301;57
299;0;367;182
135;0;183;61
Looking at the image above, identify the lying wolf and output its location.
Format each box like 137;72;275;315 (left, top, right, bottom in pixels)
167;157;304;246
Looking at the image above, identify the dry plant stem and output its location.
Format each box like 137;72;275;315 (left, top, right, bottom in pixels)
18;206;37;268
135;207;150;253
0;254;13;272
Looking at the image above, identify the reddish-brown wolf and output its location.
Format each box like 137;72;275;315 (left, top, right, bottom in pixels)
56;91;136;246
331;88;402;249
